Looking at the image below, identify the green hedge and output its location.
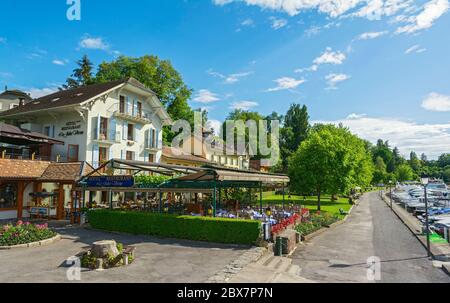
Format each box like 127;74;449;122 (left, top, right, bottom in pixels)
87;210;261;245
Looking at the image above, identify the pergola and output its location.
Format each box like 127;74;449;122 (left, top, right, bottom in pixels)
77;159;290;217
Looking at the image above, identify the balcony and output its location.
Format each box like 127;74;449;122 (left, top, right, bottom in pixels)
143;141;162;153
93;130;121;145
109;103;151;125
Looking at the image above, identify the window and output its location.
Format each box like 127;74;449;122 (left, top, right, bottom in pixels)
44;126;51;137
100;117;108;140
149;154;155;163
127;123;134;141
119;96;126;113
126;151;134;161
137;102;142;118
10;103;19;109
0;183;18;209
151;129;156;147
99;147;108;164
68;145;79;162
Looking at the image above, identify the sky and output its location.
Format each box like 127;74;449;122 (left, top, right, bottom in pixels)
0;0;449;158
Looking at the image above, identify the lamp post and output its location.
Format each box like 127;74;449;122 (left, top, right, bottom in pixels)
389;180;393;209
421;174;431;258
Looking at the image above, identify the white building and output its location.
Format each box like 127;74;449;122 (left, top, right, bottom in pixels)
0;78;172;167
0;89;32;112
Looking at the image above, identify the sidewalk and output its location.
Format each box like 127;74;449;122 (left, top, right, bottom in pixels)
381;194;450;262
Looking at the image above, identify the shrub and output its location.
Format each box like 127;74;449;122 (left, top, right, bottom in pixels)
295;212;339;236
0;221;57;246
88;210;261;245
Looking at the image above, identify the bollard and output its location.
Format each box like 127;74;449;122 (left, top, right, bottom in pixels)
445;227;449;243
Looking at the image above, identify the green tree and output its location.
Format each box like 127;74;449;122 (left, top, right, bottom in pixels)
280;104;310;172
62;55;94;89
373;156;387;184
288;124;373;210
395;164;414;182
409;151;422;173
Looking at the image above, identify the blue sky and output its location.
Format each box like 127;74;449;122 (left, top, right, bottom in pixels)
0;0;450;158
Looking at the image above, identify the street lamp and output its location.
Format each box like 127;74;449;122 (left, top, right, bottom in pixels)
420;174;431;258
388;180;394;209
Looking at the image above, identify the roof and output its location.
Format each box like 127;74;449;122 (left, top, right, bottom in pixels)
0;159;96;181
0;123;64;145
0;80;126;117
39;162;97;182
0;159;51;180
162;146;213;165
177;166;289;184
0;90;32;100
0;78;172;124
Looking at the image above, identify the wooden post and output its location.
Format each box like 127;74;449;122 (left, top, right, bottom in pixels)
31;152;36;160
57;183;64;220
17;181;25;219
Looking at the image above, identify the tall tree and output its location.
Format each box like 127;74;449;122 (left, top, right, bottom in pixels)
280;104;310;172
62;55;94;89
288;124;373;210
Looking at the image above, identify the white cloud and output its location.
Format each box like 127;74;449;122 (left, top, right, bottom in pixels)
79;35;109;50
205;119;223;136
52;59;66;66
325;73;351;89
193;89;220;103
207;69;253;84
241;18;255;26
315;115;450;159
269;17;288;29
357;30;389;40
405;44;427;54
213;0;364;17
230;100;259;110
26;87;59;99
267;77;305;92
347;113;367;119
396;0;449;33
421;92;450;112
313;47;346;65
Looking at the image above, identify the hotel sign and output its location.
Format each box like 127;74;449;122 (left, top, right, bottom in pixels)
59;120;84;138
87;176;135;188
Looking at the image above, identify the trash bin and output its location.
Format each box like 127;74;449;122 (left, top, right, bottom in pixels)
274;237;283;256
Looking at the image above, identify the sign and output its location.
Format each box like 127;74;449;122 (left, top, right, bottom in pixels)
86;176;135;188
58;120;84;138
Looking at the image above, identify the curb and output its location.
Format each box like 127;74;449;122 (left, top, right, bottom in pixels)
381;194;450;263
0;234;61;250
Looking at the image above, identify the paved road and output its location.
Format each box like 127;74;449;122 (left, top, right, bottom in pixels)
292;192;450;283
0;227;247;283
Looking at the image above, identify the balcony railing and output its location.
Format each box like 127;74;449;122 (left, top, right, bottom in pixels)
108;103;151;124
93;130;122;144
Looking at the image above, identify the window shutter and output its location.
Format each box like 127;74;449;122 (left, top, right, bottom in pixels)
149;129;154;148
110;118;116;142
126;96;132;115
133;99;138;117
109;147;114;160
92;144;99;168
96;114;101;140
51;125;56;138
144;130;149;148
120;149;124;160
155;129;160;148
122;122;128;140
135;125;141;142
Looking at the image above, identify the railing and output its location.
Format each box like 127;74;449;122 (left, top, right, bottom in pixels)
93;129;122;143
0;150;70;162
108;103;151;124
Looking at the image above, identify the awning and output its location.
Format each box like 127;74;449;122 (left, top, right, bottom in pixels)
0;123;64;145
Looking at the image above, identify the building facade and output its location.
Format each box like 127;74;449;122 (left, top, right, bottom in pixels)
0;78;172;168
0;89;32;112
